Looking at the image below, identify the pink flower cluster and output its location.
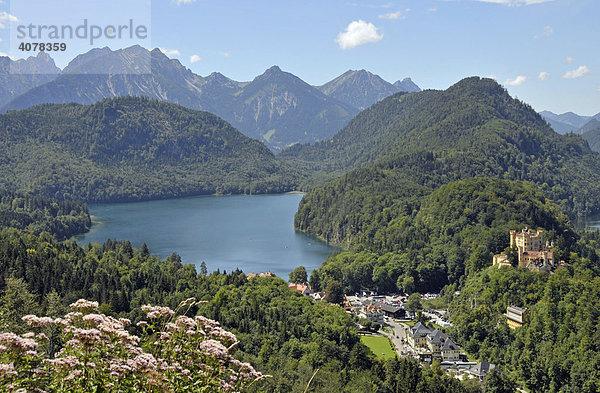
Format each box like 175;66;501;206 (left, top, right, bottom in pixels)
0;332;39;352
21;315;53;328
141;305;175;319
0;298;267;392
69;299;99;312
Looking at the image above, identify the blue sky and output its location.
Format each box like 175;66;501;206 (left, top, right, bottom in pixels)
1;0;598;115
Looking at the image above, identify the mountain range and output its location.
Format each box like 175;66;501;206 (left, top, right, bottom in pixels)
539;110;599;134
0;46;420;150
316;69;420;110
539;110;600;152
0;52;60;108
289;77;600;222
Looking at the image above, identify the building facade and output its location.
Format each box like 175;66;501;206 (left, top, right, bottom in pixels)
493;228;555;271
511;228;554;270
507;305;526;329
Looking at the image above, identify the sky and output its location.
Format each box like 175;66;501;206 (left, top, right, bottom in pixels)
0;0;598;115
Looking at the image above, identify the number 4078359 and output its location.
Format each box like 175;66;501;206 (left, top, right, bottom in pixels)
18;42;66;51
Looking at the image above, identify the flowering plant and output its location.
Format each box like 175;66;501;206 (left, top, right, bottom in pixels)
0;298;267;392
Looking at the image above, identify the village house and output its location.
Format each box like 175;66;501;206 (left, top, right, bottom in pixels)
381;304;405;319
468;361;496;381
426;329;447;354
441;337;461;361
359;304;384;323
440;361;497;381
407;322;431;348
288;283;312;296
407;323;463;361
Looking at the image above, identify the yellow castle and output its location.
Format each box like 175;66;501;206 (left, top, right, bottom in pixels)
493;228;554;271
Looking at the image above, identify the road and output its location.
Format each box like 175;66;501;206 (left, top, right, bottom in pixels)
382;318;415;358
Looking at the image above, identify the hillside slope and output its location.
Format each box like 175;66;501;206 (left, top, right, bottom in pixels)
0;96;297;202
302;177;575;293
287;77;600;218
581;119;600;152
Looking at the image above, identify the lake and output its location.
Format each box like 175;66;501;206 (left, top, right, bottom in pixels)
76;193;338;280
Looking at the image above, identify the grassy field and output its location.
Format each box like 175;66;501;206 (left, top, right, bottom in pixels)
360;336;397;360
421;297;449;310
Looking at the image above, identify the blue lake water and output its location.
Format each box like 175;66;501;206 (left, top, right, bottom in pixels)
75;193;338;280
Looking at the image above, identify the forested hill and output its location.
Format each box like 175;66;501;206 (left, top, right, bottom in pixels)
287;77;600;218
0;96;299;203
0;227;477;392
301;177;576;293
0;190;90;240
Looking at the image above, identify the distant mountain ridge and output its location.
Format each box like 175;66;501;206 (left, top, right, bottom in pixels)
316;69;420;110
393;77;421;93
1;46;420;150
539;110;593;134
0;52;60;109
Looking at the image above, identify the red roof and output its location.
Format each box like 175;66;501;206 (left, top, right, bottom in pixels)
289;283;309;293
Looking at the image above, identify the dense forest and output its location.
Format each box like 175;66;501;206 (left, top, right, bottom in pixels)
0;96;300;203
286;77;600;218
301;178;576;293
0;190;90;240
449;237;600;393
297;175;600;392
0;227;507;392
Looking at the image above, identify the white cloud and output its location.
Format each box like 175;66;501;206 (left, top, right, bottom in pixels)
190;54;201;64
221;52;230;58
335;20;383;50
562;65;590;79
379;11;402;19
378;9;410;19
0;11;17;28
537;71;550;81
159;47;181;57
0;51;14;60
504;75;528;86
534;25;553;38
428;7;438;12
172;0;196;4
0;11;18;22
471;0;553;5
486;74;498;80
565;56;574;63
597;85;600;93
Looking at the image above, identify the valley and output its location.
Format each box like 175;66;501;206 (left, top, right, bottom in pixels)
0;24;599;391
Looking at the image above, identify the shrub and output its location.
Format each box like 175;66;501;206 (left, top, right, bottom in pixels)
0;298;267;392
